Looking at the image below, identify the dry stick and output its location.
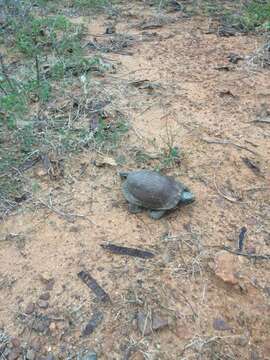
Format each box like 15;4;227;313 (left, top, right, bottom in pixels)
35;55;40;86
37;198;94;224
222;245;270;260
213;173;240;203
202;137;258;155
253;118;270;124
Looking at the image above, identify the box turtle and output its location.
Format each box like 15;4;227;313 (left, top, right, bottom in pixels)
120;170;195;219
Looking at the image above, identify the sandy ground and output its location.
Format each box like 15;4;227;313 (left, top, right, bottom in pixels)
0;2;270;359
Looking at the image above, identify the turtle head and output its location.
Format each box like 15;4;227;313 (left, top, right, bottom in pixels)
180;188;195;205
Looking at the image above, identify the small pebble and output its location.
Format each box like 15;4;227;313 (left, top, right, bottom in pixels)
213;318;231;331
37;300;49;309
25;302;35;315
39;293;50;301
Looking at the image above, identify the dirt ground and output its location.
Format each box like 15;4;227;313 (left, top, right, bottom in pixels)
0;2;270;359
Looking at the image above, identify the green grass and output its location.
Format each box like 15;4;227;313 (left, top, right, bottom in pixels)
0;0;126;215
201;0;270;33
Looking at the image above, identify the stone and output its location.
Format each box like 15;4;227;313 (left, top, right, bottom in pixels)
8;349;21;360
213;318;231;331
39;293;50;301
11;337;21;348
80;351;97;360
37;300;49;309
212;251;239;285
26;349;36;360
25;302;35;315
137;311;168;335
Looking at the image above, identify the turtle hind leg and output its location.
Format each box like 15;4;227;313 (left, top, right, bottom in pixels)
128;203;143;214
148;209;166;220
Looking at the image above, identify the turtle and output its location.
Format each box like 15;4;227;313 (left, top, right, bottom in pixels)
119;170;195;220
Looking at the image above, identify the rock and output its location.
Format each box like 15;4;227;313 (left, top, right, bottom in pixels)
37;300;49;309
11;337;21;348
213;318;231;331
80;351;97;360
26;349;36;360
137;311;168;335
25;302;35;315
8;349;21;360
212;251;239;285
39;293;50;301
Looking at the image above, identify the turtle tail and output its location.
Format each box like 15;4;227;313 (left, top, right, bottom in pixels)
119;171;130;179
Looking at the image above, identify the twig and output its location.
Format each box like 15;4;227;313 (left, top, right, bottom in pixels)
35;55;40;86
253;118;270;124
213;173;240;203
222;245;270;260
202;137;257;155
37;198;94;224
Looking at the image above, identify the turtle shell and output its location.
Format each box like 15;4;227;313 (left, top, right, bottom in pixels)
122;170;184;210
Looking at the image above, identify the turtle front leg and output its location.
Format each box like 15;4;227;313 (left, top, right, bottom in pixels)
148;209;166;220
128;203;143;214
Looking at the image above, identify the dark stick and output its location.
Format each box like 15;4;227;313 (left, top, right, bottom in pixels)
238;226;247;252
222;245;270;260
78;271;110;303
35;55;40;86
101;243;155;259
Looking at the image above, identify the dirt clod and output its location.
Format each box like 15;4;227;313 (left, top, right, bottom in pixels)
212;251;240;285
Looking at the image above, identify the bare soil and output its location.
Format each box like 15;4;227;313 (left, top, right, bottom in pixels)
1;2;270;360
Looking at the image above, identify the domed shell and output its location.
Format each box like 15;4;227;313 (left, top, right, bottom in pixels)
122;170;184;210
